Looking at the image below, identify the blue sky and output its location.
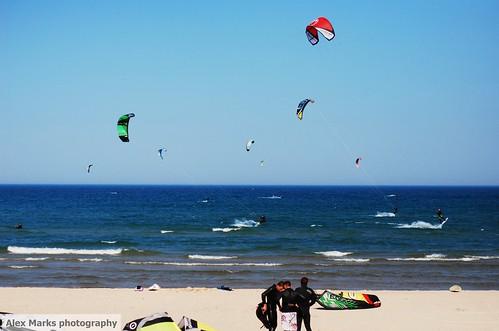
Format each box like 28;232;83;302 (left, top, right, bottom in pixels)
1;0;498;185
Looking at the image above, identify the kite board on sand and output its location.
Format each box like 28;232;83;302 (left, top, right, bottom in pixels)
317;290;381;310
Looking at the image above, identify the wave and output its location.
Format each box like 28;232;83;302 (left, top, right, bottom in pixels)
78;258;103;262
8;265;38;269
314;251;352;257
101;240;117;244
465;255;499;260
188;255;237;260
332;258;370;263
125;261;281;267
7;246;122;255
375;212;396;217
387;254;484;262
386;194;397;197
258;195;282;199
25;257;49;261
310;224;323;227
212;227;240;233
160;230;174;234
395;221;443;229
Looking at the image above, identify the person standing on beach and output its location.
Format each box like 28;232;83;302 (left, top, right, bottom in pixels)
295;277;317;331
280;280;298;313
261;281;285;331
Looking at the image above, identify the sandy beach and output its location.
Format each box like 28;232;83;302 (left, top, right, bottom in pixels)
1;288;498;331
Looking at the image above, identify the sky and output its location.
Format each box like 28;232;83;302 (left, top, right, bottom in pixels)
1;0;498;185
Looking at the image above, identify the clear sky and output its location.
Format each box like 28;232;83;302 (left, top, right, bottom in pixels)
1;0;498;185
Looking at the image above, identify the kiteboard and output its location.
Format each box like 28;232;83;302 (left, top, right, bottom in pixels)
317;290;381;310
440;218;448;226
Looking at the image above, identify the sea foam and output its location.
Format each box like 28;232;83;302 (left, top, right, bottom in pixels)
375;212;396;217
188;254;237;260
314;251;352;257
395;221;443;229
7;246;122;255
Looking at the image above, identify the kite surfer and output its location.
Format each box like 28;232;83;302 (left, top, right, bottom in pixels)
258;281;285;331
259;215;267;224
15;224;23;229
393;207;398;215
295;277;317;331
436;209;446;223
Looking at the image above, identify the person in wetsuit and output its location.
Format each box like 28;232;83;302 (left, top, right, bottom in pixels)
260;281;284;331
280;280;298;313
436;209;445;223
295;277;317;331
259;215;267;224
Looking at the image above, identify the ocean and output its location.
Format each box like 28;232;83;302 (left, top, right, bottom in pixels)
0;185;498;289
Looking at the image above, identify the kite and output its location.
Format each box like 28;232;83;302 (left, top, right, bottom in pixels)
123;312;180;331
158;148;167;160
87;164;93;173
178;316;217;331
117;113;135;142
246;139;255;152
355;157;362;168
296;99;314;120
306;17;335;45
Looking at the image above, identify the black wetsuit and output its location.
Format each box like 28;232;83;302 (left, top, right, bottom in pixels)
436;210;445;223
295;285;317;331
261;285;281;331
280;288;298;313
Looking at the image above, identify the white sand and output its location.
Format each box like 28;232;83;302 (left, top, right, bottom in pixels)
0;288;498;331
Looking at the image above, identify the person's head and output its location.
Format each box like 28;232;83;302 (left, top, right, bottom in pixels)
301;277;309;286
283;280;291;289
276;281;285;292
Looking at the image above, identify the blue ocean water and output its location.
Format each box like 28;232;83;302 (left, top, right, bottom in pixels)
0;185;498;289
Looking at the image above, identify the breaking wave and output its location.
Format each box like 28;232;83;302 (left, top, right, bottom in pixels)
332;258;370;263
7;246;123;255
101;241;117;244
160;230;174;234
314;251;352;257
24;257;49;261
188;255;237;260
8;265;38;269
258;195;282;199
386;254;495;262
212;227;240;233
375;212;396;217
78;258;104;262
125;261;280;267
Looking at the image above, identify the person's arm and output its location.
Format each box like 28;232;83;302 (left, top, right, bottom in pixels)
261;286;272;303
308;288;317;306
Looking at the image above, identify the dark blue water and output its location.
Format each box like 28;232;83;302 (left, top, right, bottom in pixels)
0;185;498;289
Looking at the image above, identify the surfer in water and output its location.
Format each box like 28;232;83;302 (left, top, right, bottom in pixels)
393;207;398;215
258;215;267;224
436;209;446;223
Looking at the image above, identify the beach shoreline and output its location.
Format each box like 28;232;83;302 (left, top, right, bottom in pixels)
1;288;498;330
